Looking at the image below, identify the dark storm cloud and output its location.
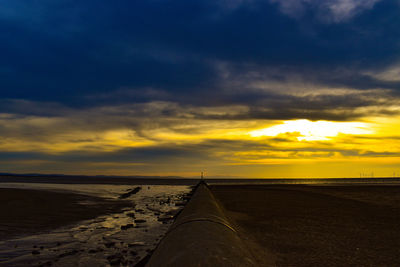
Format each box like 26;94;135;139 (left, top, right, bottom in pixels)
1;0;400;111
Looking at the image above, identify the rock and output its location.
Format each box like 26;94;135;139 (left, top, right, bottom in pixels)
32;250;40;255
182;196;191;201
166;209;181;216
119;187;142;199
134;219;146;223
109;258;121;265
126;212;136;218
58;250;79;258
158;215;174;222
38;261;52;266
121;223;134;230
107;253;124;266
128;242;145;247
104;242;116;248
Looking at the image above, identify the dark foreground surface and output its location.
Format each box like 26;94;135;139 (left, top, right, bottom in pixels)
0;184;190;266
210;185;400;266
0;188;130;241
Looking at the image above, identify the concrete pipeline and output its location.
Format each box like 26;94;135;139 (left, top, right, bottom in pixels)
146;182;259;266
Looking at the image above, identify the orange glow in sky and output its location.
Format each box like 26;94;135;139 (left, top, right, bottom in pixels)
1;108;399;178
249;119;373;141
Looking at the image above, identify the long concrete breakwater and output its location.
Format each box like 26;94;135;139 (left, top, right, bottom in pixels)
146;181;267;266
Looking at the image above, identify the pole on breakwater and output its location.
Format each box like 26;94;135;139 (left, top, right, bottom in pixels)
146;181;261;266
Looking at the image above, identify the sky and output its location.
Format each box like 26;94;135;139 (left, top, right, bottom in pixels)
1;0;400;178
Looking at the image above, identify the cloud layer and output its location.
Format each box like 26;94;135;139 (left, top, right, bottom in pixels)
1;0;400;177
270;0;381;22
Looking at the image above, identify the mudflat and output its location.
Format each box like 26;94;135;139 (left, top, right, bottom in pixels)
0;188;130;241
210;185;400;266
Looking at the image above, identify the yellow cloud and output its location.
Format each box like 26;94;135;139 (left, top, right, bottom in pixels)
249;119;373;141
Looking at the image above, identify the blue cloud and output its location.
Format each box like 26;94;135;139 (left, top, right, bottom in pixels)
269;0;382;23
0;0;399;108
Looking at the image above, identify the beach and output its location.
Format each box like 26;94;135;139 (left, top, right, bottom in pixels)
0;188;131;241
210;184;400;266
0;182;191;266
1;179;400;266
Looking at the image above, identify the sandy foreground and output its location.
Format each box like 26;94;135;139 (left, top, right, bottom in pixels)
1;183;399;266
0;188;130;241
0;184;190;266
210;184;400;266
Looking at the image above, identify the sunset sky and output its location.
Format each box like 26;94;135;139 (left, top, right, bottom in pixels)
1;0;400;178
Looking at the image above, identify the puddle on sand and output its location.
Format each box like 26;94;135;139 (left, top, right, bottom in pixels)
0;184;191;266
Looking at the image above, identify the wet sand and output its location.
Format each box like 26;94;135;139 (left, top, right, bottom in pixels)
0;184;191;266
210;185;400;266
0;188;130;241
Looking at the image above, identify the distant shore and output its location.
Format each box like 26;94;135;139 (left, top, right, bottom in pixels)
0;174;199;185
0;188;130;241
1;173;400;186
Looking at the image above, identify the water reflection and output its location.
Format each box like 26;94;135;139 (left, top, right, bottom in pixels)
0;183;191;266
